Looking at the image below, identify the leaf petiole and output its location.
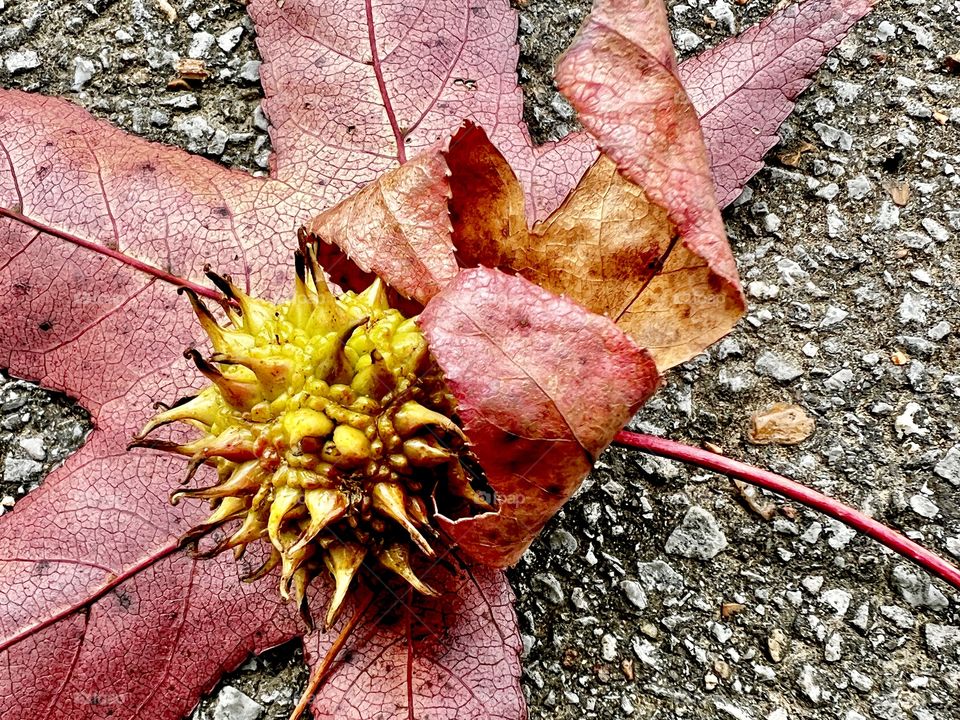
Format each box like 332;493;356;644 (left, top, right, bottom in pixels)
613;430;960;592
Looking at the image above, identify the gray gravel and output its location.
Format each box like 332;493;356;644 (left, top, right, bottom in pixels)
2;0;960;719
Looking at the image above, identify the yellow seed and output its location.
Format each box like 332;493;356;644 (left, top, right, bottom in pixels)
281;408;335;446
332;425;372;467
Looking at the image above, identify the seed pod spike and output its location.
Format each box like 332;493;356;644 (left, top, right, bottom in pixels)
184;348;261;410
267;484;303;553
289;488;348;555
132;389;223;441
201;508;266;558
371;482;435;558
375;543;438;597
171;460;263;504
279;532;313;601
291;567;314;630
402;437;453;467
179;495;249;545
287;251;316;327
392;401;465;440
205;269;274;333
210;353;291;397
356;277;389;313
242;547;281;582
447;460;494;511
180;288;233;353
324;542;367;627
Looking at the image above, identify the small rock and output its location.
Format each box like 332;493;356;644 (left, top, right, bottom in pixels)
820;588;852;617
767;629;788;663
909;494;939;519
174;115;216;153
924;624;960;656
674;29;703;52
846;175;873;200
891;565;949;610
747;281;779;300
632;637;660;669
816;183;840;200
72;57;96;90
814;122;852;151
895;402;927;438
824;632;842;662
921;218;950;243
619;580;648;610
826;204;846;237
17;437;46;462
820;305;849;327
189;31;217;59
240;60;262;82
874;201;900;230
636;560;685;594
755;351;803;382
549;529;578;554
218;27;245;52
708;0;736;33
880;604;915;630
665;506;728;560
934;445;960;486
212;686;263;720
3;456;42;485
824;368;853;391
928;321;951;341
797;664;823;704
4;50;40;74
876;20;896;42
849;669;874;692
532;573;564;605
824;520;856;550
601;633;618;662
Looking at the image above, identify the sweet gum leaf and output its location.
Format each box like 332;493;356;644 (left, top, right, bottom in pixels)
0;0;876;717
420;268;659;566
555;0;744;369
302;565;523;719
681;0;878;207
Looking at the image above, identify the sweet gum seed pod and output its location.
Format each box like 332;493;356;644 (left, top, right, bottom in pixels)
132;251;492;626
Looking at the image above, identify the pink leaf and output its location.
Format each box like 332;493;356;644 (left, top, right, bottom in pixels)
679;0;877;207
420;268;659;566
304;566;524;719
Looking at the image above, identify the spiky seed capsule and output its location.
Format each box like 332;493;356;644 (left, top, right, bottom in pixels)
131;251;489;627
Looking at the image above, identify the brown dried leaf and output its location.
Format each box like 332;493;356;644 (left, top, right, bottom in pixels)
885;180;911;206
746;402;815;445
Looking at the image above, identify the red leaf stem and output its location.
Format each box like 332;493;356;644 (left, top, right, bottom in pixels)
0;206;221;302
614;431;960;592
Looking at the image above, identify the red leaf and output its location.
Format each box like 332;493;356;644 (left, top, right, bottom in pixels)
247;0;597;221
679;0;877;207
303;566;523;719
420;268;658;566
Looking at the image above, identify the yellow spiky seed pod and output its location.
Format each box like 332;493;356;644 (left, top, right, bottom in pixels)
131;249;491;627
